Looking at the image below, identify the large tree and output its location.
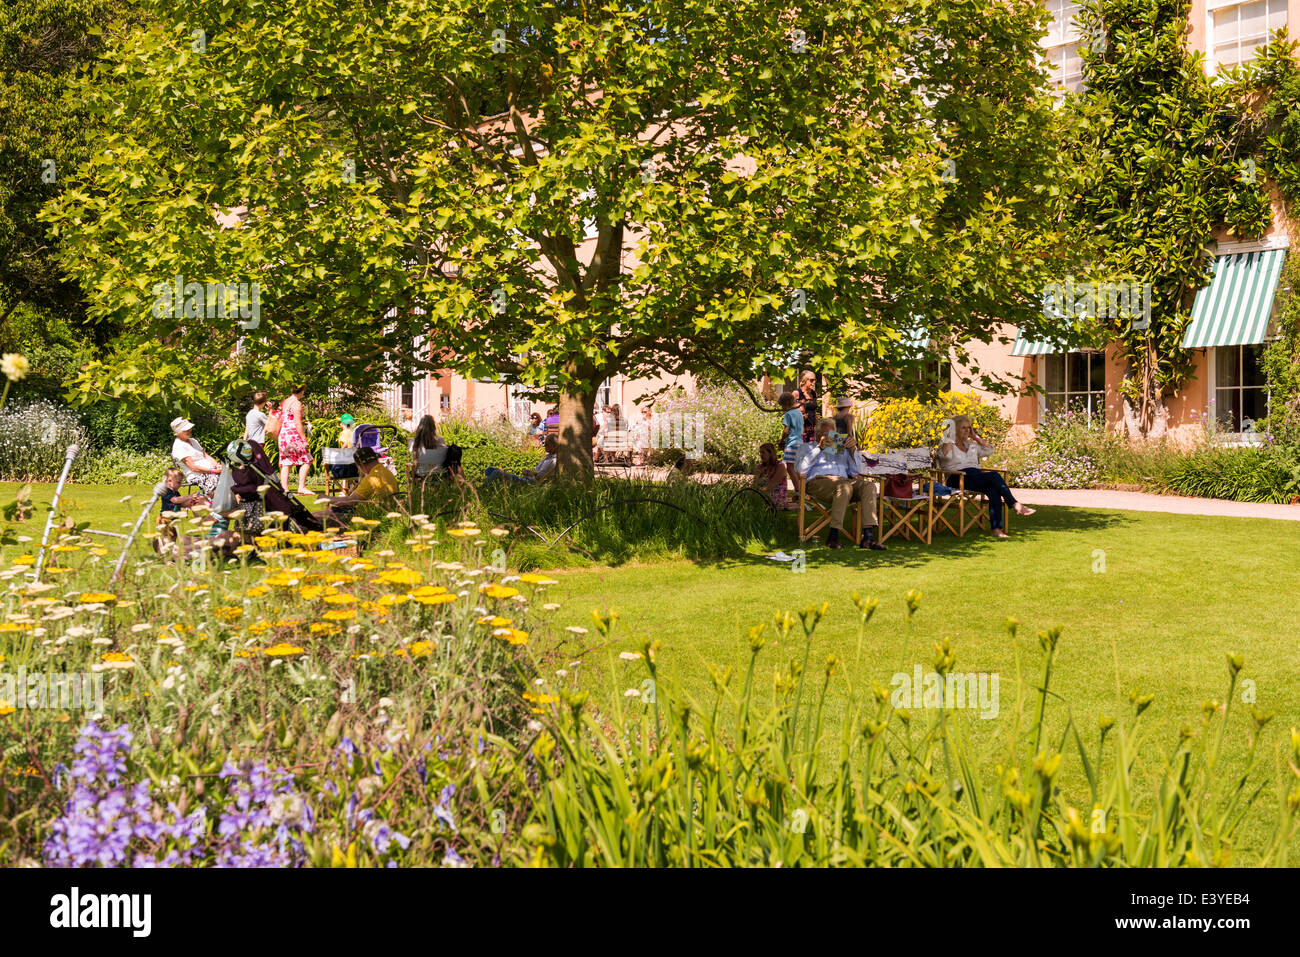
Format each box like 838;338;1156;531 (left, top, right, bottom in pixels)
46;0;1075;475
0;0;139;351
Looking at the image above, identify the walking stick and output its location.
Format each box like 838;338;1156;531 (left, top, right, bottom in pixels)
110;485;163;584
33;443;79;581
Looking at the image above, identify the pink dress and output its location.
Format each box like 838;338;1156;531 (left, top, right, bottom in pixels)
277;396;312;466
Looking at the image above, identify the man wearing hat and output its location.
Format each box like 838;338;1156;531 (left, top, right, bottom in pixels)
169;416;223;497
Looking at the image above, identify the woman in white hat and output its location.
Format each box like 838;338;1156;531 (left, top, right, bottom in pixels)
169;416;223;497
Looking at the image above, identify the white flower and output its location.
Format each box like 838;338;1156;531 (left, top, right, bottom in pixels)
90;637;112;647
542;603;561;611
268;793;305;825
624;688;641;698
565;626;588;635
1;353;29;382
619;651;642;661
65;625;93;639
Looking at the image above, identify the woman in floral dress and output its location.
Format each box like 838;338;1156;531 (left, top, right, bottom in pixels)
277;385;313;494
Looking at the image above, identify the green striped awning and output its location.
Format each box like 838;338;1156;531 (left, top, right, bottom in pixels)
1010;330;1066;356
1182;249;1286;349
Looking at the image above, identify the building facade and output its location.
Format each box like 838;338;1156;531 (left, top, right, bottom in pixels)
962;0;1295;445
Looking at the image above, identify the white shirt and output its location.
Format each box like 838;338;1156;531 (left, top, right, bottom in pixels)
796;441;863;481
171;436;215;477
938;440;992;472
245;408;267;443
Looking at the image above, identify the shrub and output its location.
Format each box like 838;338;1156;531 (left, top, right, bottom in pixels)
654;383;780;473
0;400;91;481
460;446;545;482
1006;446;1102;489
75;448;174;486
861;392;1010;453
439;409;534;450
1157;444;1299;504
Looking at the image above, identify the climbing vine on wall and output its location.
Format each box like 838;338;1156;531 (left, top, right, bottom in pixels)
1061;0;1272;435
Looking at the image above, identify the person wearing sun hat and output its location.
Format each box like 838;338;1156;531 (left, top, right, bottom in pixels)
833;397;859;452
169;416;223;497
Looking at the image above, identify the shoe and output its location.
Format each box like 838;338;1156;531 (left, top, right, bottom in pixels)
827;528;842;549
860;527;886;550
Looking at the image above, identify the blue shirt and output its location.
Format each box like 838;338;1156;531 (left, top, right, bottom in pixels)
796;442;863;481
781;409;803;448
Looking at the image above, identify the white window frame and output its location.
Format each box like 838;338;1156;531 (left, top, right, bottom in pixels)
1041;0;1084;95
1038;349;1106;419
1206;0;1288;75
1206;344;1270;444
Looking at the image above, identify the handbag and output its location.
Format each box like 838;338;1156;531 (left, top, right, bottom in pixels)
884;474;914;499
265;411;282;440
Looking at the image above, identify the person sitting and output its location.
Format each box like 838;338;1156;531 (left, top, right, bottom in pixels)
936;415;1034;539
794;417;884;550
322;446;400;514
159;467;209;516
485;435;558;484
528;412;544;445
410;414;452;480
755;443;790;509
169;416;224;498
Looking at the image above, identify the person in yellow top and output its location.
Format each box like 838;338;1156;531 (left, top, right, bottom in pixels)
338;413;356;448
320;447;399;521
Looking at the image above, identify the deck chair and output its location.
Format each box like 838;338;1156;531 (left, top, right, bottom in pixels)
929;466;1012;537
794;473;870;542
858;448;936;545
323;447;357;496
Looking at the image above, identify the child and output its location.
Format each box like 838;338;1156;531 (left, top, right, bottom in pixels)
338;413;356;448
779;392;804;468
159;467;209;516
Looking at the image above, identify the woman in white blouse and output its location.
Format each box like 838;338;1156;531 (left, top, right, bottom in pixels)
937;415;1034;539
169;416;223;497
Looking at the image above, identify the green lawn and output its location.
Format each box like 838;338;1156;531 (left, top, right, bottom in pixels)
4;481;1299;860
536;504;1300;862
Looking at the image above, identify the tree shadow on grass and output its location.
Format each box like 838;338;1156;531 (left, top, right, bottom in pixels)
701;505;1135;572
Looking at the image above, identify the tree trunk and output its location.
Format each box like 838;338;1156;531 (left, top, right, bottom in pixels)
556;385;597;481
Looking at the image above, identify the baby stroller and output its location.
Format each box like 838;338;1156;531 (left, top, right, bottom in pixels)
352;424;399;472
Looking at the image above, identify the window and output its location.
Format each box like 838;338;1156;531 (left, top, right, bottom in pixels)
400;383;414;410
1209;0;1287;73
1041;350;1105;417
1042;0;1083;94
1213;344;1268;433
595;378;612;409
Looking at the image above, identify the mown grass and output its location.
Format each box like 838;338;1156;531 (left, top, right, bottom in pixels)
4;480;1297;863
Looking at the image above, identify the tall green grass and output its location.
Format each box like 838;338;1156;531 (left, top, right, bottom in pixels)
524;607;1298;867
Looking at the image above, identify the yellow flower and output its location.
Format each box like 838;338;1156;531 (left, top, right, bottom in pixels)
2;353;30;382
408;640;435;657
0;704;16;717
310;622;340;634
411;593;456;606
375;568;422;586
480;584;519;600
322;593;357;605
478;616;512;627
376;594;410;607
494;628;529;645
246;585;270;598
446;528;481;538
9;555;34;566
100;652;133;663
264;643;306;657
519;573;558;585
322;609;356;621
409;584;447;597
0;622;32;633
214;606;243;622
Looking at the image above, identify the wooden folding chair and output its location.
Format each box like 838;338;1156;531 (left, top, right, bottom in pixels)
932;467;1012;536
876;473;934;545
323;448;356;497
794;474;861;543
